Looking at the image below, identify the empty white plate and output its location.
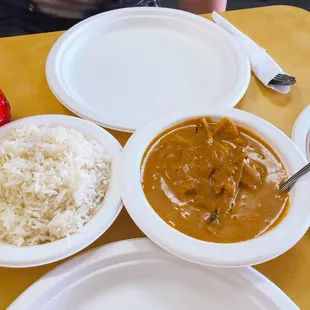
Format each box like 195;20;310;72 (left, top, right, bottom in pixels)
46;8;250;132
9;238;297;310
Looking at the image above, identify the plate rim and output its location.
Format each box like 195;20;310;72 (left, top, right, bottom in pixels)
46;7;251;132
291;105;310;161
8;238;297;310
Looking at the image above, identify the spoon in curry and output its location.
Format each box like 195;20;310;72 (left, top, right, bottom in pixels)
279;162;310;193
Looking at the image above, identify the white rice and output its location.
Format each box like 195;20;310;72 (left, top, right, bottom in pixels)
0;125;111;246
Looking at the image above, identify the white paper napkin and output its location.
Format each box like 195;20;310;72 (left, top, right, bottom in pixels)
212;12;291;94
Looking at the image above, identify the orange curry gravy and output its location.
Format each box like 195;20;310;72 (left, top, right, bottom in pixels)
141;117;289;243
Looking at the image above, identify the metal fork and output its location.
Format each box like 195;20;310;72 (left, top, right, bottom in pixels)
279;162;310;193
269;74;297;86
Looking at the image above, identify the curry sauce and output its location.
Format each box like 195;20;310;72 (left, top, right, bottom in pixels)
141;117;289;243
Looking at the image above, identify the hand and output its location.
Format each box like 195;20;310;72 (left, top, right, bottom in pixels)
180;0;227;14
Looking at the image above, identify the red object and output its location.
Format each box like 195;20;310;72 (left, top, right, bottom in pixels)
0;89;11;126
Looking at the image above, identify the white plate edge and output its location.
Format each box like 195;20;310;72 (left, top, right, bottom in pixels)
291;105;310;161
8;238;298;310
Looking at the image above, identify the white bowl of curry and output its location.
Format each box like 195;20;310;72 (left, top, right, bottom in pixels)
121;108;310;267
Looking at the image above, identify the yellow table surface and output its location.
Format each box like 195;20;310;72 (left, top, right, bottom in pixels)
0;5;310;309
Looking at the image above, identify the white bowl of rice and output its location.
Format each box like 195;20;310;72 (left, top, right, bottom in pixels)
0;115;122;267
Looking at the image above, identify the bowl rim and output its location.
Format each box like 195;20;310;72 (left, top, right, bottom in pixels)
0;115;122;267
121;108;310;267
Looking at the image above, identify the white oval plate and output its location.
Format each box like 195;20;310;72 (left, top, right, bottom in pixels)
291;105;310;161
0;115;122;267
46;7;250;132
9;238;297;310
121;108;310;267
